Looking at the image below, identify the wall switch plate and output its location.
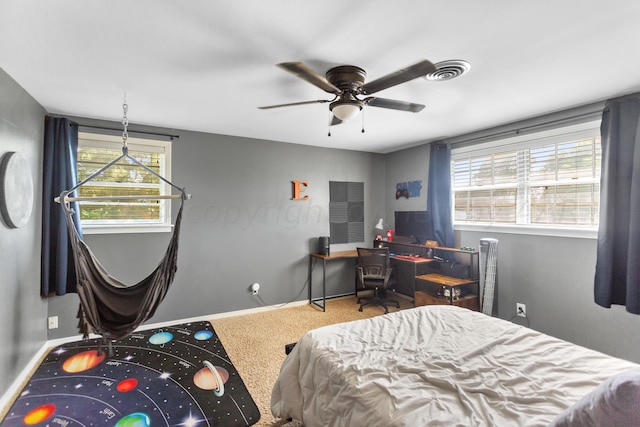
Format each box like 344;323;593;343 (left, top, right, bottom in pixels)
48;316;59;329
516;303;526;317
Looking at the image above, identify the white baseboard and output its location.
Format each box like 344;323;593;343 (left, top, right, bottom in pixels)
0;343;51;415
0;299;310;415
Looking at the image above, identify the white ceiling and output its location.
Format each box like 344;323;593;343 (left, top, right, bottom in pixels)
2;1;640;153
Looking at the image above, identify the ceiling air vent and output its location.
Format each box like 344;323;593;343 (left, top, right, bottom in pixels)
425;60;471;81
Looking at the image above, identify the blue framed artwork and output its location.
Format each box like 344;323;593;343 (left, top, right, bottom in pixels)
396;180;422;199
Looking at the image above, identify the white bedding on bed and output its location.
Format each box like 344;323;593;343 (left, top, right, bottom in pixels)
271;305;638;427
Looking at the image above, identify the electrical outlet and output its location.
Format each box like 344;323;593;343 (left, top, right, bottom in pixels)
516;303;526;317
48;316;59;329
251;283;260;295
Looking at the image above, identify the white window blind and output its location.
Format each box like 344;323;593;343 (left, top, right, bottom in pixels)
452;121;601;230
77;132;173;234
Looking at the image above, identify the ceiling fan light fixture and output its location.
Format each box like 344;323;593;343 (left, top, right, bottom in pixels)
261;60;440;129
330;100;363;121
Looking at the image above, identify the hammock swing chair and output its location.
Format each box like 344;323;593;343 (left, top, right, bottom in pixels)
57;101;189;346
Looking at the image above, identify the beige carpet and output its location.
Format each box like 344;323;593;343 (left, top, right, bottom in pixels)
210;294;414;427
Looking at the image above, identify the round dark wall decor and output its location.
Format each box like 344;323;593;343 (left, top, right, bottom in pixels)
0;151;34;229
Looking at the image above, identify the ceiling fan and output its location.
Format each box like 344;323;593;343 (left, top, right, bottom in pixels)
258;60;439;127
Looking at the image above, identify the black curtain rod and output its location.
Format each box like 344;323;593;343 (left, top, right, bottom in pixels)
508;109;601;134
447;103;603;148
78;124;180;140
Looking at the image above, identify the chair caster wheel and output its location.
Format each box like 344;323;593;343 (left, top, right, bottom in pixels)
396;303;400;308
358;307;363;312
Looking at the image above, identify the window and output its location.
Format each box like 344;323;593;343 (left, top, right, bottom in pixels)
451;121;601;236
77;132;173;234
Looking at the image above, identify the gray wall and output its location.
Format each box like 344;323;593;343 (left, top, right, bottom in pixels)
456;230;640;363
3;62;640;402
47;119;387;338
383;144;430;228
385;143;640;364
0;68;48;392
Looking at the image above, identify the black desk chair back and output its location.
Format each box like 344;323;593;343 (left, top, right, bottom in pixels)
356;247;400;314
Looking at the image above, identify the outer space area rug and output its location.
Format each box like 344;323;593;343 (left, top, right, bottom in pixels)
1;321;260;426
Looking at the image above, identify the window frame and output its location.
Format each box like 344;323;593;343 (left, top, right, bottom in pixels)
451;120;601;239
77;132;174;235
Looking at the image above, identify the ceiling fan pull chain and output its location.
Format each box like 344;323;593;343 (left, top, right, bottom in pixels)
361;109;365;133
328;111;332;137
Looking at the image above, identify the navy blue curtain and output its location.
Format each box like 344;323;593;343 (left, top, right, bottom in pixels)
41;117;82;296
427;142;454;248
594;93;640;314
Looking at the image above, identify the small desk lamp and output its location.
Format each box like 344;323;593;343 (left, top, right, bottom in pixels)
375;218;393;241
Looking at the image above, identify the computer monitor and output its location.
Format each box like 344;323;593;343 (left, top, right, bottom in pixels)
394;211;430;244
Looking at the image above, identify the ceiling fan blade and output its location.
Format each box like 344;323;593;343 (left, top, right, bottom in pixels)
258;99;330;110
365;97;425;113
361;60;437;95
277;62;341;94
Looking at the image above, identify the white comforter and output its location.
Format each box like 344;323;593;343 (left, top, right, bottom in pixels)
271;305;638;427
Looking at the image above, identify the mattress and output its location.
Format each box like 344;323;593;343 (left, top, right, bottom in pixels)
271;305;639;427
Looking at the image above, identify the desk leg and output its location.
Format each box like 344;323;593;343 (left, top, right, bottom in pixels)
308;255;313;305
321;259;327;312
412;263;417;306
309;255;327;312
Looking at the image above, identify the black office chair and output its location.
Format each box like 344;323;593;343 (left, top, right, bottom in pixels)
356;247;400;314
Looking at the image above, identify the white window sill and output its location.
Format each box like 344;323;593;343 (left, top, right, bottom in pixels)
454;223;598;239
81;224;174;235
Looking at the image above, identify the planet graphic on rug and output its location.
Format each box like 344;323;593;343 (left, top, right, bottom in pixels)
148;331;173;345
1;322;261;427
62;349;106;373
114;412;151;427
194;329;213;340
193;361;229;396
117;378;139;392
22;404;56;424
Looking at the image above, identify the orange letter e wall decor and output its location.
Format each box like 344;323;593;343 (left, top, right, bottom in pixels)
292;180;309;200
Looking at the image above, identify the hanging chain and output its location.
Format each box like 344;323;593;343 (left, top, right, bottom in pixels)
122;94;129;149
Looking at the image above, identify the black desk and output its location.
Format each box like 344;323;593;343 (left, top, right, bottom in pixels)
308;250;358;311
389;255;437;299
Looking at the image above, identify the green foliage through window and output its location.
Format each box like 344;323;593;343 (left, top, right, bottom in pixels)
452;123;601;228
76;133;171;229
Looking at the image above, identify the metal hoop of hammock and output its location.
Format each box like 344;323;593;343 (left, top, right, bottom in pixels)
57;97;190;344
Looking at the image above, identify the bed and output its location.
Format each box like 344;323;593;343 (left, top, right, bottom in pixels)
271;305;640;427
